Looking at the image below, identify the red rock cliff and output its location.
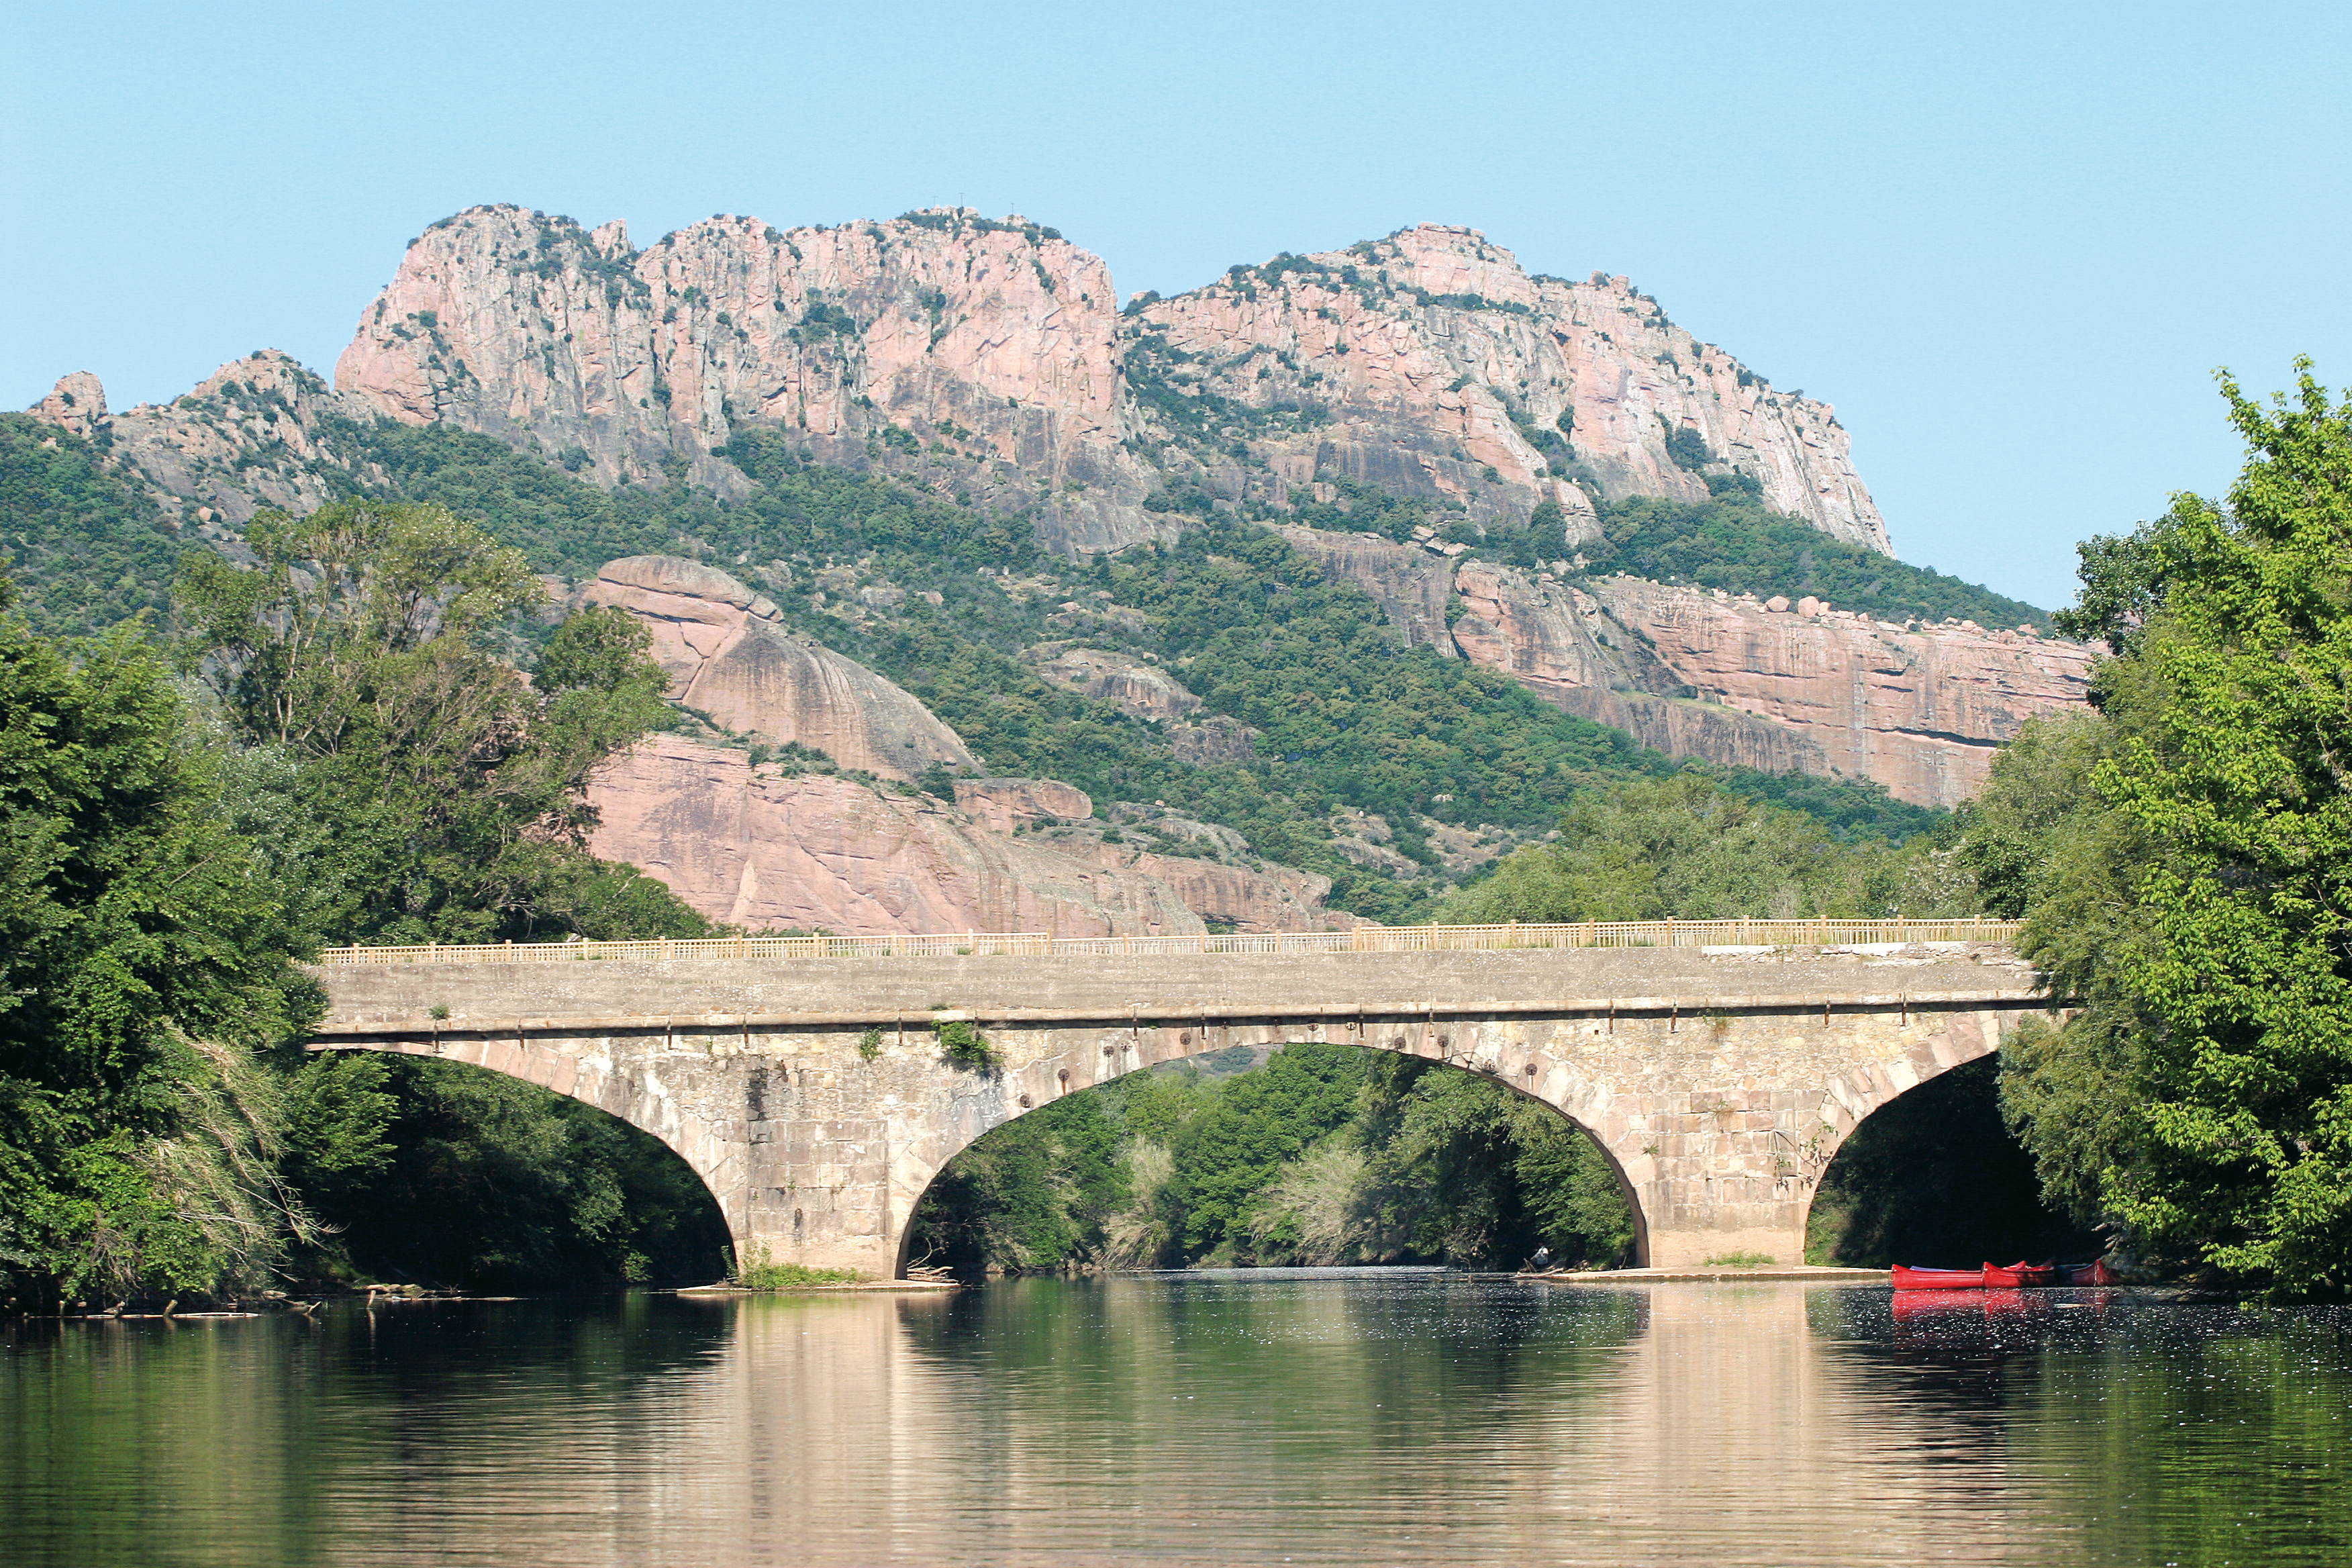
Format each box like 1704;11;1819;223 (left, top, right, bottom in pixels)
587;734;1353;935
333;206;1162;553
329;207;1885;558
578;555;976;781
1451;562;2093;807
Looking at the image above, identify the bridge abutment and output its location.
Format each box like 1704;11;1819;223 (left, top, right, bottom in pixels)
309;946;2049;1275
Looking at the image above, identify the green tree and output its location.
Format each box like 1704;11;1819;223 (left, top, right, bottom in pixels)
0;570;327;1302
1981;364;2352;1295
2076;364;2352;1294
1432;773;1967;924
1352;1059;1633;1267
173;499;705;943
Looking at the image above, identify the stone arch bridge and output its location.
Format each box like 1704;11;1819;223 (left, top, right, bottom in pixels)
309;924;2049;1273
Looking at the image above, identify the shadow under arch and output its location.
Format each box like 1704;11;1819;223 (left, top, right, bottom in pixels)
307;1040;735;1287
895;1037;1643;1276
1803;1054;2099;1269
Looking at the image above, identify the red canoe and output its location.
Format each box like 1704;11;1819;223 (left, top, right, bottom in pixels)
1893;1261;2114;1289
1891;1266;1987;1290
1983;1261;2057;1287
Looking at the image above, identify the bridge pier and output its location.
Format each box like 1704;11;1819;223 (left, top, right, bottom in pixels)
309;946;2049;1276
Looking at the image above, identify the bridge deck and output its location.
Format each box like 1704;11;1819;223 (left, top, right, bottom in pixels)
314;942;2043;1037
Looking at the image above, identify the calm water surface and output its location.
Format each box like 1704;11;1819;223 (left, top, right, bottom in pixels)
3;1273;2347;1566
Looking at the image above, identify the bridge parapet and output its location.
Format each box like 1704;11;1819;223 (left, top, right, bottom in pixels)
311;917;2023;968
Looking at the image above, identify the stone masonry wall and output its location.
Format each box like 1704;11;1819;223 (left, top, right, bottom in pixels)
313;944;2051;1273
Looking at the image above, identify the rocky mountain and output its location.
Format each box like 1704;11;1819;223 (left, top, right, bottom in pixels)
32;351;383;554
577;554;976;781
324;205;1887;556
17;201;2095;930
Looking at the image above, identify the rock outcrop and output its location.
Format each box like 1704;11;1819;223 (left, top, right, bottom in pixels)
579;556;976;781
333;205;1162;552
586;736;1201;935
950;777;1092;836
1265;524;2090;806
1028;644;1202;719
32;371;106;438
1271;526;1458;652
1131;225;1890;553
1026;643;1260;763
326;206;1886;557
1451;564;2094;807
28;354;383;546
587;735;1355;934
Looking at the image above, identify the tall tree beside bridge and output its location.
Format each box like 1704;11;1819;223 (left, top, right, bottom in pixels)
1990;362;2352;1297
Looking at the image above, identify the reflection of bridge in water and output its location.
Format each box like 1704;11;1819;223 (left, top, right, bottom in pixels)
277;1281;2076;1563
311;919;2046;1273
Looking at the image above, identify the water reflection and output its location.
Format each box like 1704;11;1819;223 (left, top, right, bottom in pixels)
3;1277;2348;1566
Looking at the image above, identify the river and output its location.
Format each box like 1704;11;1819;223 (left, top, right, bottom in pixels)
3;1273;2345;1565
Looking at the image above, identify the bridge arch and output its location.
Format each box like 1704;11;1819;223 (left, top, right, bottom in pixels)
887;1032;1645;1278
309;1036;748;1257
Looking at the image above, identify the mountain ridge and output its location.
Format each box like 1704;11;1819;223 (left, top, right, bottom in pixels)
9;203;2092;932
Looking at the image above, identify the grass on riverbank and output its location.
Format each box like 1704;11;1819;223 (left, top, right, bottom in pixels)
727;1246;860;1289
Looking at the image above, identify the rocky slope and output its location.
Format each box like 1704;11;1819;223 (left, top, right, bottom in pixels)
326;205;1886;556
585;734;1349;935
1272;523;2089;807
574;555;1354;931
578;555;976;781
1131;225;1889;553
1460;561;2089;807
30;352;383;553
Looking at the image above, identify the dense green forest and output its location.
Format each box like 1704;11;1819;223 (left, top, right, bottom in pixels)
0;415;184;638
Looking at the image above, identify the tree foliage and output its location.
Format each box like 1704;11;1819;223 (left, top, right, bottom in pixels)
907;1043;1636;1273
173;499;705;944
1433;773;1973;924
0;415;184;639
0;572;326;1302
1974;363;2352;1296
1577;495;2049;632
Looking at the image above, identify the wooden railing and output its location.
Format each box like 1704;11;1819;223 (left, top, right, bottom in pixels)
312;917;2022;967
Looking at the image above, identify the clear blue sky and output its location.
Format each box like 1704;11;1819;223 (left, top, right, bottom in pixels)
7;1;2347;609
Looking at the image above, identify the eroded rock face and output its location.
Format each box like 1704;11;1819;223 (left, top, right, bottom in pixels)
328;206;1887;558
1079;846;1357;934
1272;526;1458;653
587;736;1202;935
579;555;977;781
951;777;1093;835
28;354;385;545
1132;225;1890;553
1028;644;1202;720
586;736;1357;935
32;371;106;437
1450;564;2093;807
333;205;1163;552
